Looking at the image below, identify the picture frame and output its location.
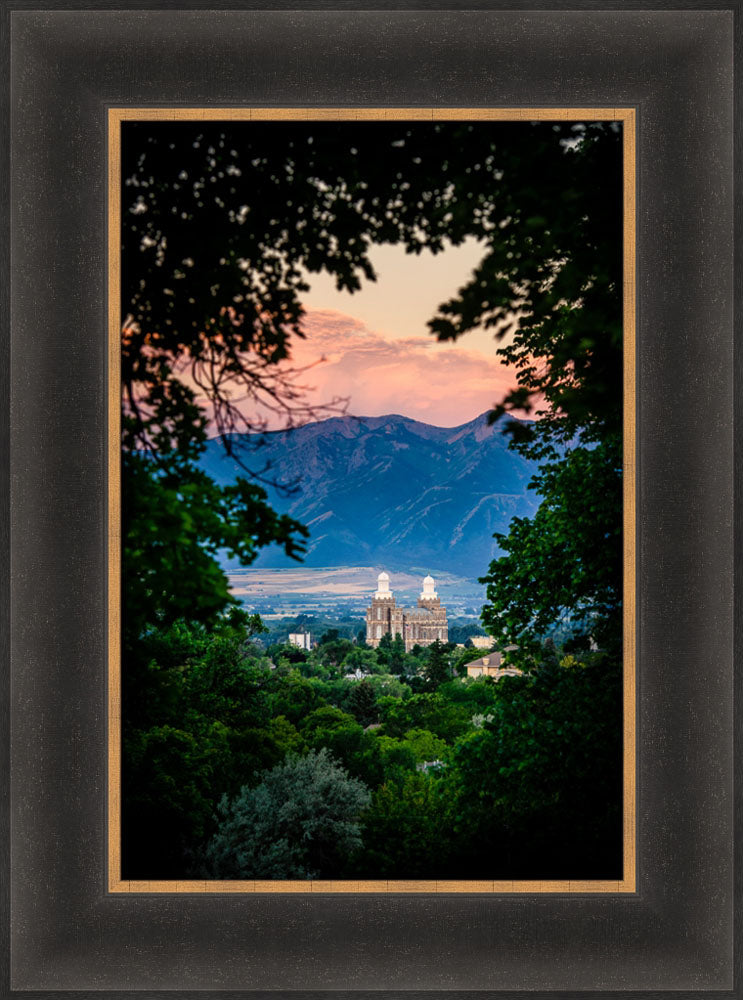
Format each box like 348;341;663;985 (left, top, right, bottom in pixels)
3;3;738;994
108;105;635;895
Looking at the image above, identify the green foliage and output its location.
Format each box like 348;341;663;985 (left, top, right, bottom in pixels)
343;646;382;675
123;618;623;880
266;642;309;665
262;615;364;647
437;677;499;713
428;130;622;452
363;674;412;701
375;736;417;778
353;774;455;878
379;693;471;744
448;652;623;877
422;639;452;689
301;705;357;737
122;617;293;877
452;645;496;677
447;622;488;645
345;680;380;728
204;749;371;879
401;729;448;764
481;435;622;660
376;632;407;674
300;706;384;788
266;671;322;726
264;715;306;758
124;723;222;877
123;450;307;640
316;636;355;668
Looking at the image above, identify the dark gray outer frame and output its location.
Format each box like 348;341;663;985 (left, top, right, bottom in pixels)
3;2;739;995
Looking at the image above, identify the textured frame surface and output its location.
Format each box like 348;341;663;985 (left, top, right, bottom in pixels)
5;4;738;994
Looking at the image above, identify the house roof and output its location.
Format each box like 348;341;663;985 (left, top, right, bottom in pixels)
467;652;503;669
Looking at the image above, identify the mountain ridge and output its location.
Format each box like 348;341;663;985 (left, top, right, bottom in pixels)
201;411;539;578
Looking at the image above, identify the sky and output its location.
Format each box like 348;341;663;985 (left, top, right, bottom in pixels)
281;237;519;429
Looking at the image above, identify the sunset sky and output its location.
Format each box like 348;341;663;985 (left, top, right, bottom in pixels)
284;237;518;429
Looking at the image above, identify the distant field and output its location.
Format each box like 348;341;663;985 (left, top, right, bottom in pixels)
228;565;485;608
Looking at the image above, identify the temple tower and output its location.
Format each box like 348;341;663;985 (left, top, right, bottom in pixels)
365;571;397;647
418;573;441;607
364;571;448;650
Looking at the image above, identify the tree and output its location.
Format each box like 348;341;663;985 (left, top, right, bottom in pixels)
121;616;288;877
480;437;622;660
459;120;623;655
266;671;322;726
204;749;371;879
402;728;448;765
342;646;381;676
352;773;454;878
346;680;380;728
316;636;355;668
363;674;411;701
422;639;452;689
452;645;495;677
376;632;407;674
124;723;222;878
266;641;308;666
448;622;488;645
437;676;499;714
447;652;623;878
300;706;383;787
380;693;470;744
375;736;417;779
122;449;306;641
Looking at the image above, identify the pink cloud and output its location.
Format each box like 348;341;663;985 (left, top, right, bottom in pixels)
285;308;518;428
173;307;527;433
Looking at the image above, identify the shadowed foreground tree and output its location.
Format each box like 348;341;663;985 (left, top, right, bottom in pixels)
353;772;455;878
480;435;622;661
204;749;370;879
446;653;623;878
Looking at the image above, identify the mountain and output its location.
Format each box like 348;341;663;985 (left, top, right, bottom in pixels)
200;412;539;579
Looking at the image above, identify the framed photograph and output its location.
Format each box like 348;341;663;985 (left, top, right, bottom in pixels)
4;4;738;995
110;108;634;895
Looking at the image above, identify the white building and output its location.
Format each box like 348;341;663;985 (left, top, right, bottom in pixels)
469;635;496;650
365;571;448;652
288;632;312;650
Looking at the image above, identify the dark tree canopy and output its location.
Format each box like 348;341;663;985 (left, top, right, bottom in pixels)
480;433;623;659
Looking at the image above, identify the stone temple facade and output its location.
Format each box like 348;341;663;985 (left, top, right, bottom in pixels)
365;572;448;652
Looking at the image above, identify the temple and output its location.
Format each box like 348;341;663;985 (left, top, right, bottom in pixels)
365;571;448;652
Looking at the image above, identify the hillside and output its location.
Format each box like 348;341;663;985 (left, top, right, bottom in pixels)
200;412;539;579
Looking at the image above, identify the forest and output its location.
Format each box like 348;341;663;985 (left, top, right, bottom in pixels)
120;118;624;881
124;625;621;879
